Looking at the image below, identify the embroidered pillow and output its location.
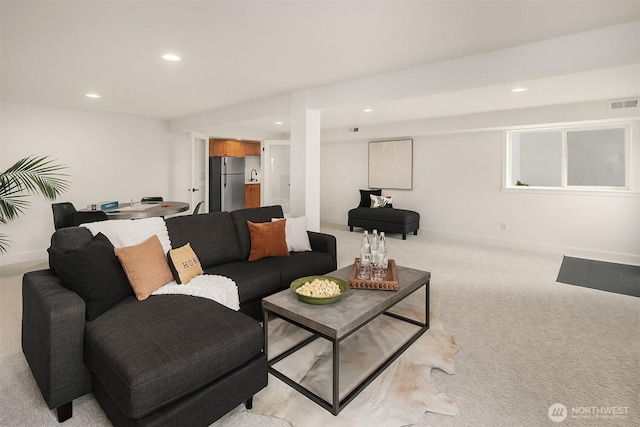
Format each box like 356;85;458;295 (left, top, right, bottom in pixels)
114;235;174;300
247;220;290;261
370;194;393;208
167;243;203;284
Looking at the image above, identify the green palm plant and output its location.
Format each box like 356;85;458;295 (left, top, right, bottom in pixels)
0;155;70;253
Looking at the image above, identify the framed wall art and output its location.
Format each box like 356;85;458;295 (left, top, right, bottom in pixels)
368;139;413;189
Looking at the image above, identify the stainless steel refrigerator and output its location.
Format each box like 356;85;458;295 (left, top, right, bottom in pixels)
209;157;245;212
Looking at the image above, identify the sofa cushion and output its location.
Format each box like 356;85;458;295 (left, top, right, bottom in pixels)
348;207;420;224
47;232;133;321
85;295;263;419
259;251;336;288
204;261;282;303
230;205;284;259
165;212;243;268
114;235;174;301
247;220;289;261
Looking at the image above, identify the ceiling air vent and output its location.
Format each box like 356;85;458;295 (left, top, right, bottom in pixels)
610;99;638;109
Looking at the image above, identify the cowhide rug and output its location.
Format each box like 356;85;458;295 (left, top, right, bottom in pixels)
249;287;459;427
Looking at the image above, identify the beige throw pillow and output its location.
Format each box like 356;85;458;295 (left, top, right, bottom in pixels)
167;243;203;284
114;235;174;300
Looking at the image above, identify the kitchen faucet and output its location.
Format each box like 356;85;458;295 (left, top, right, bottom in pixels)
250;169;258;182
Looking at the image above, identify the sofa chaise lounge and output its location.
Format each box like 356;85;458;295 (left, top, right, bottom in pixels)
22;205;337;425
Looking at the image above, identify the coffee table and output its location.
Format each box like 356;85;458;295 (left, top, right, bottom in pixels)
262;264;430;415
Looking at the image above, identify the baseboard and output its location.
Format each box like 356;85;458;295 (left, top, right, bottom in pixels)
322;215;347;227
323;217;639;266
0;250;47;267
421;229;640;266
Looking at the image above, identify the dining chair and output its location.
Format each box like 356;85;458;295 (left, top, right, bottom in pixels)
71;211;108;226
141;197;163;202
192;201;204;215
51;202;77;230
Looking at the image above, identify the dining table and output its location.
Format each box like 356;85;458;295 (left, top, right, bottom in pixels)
101;201;190;220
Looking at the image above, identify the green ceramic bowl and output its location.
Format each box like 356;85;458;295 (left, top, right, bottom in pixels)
290;276;349;305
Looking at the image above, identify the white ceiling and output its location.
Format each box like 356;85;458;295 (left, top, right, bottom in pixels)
2;1;639;136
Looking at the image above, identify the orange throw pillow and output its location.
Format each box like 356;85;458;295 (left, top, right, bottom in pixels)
247;220;290;262
114;235;174;300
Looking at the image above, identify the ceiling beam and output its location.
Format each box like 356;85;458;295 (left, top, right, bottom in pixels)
306;21;639;110
169;21;639;134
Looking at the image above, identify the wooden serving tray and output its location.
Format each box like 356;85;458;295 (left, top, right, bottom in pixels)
349;258;399;290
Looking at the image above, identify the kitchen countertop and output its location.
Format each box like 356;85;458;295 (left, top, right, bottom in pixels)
245;181;261;184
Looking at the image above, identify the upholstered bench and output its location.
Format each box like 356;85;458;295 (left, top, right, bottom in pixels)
347;189;420;240
348;207;420;240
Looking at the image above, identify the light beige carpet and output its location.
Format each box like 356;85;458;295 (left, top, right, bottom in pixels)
3;224;638;426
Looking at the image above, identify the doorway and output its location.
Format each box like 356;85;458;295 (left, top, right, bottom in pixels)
263;140;291;214
190;132;208;214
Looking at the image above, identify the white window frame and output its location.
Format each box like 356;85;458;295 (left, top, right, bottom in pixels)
503;122;634;195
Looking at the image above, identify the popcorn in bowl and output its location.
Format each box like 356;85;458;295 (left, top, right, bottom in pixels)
295;278;342;298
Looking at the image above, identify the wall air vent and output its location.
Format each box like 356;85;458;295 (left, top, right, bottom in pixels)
349;126;360;133
610;99;638;109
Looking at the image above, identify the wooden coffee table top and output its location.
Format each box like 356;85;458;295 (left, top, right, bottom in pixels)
262;264;430;340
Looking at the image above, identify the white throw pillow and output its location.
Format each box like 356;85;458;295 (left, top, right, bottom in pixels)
370;194;393;208
272;216;312;252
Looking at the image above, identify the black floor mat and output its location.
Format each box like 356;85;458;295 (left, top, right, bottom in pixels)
557;256;639;297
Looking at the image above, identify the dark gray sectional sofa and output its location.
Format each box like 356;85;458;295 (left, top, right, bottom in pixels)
22;205;337;426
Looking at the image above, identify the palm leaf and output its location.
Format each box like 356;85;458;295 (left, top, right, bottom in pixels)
0;155;70;253
0;175;31;222
1;156;70;199
0;234;11;251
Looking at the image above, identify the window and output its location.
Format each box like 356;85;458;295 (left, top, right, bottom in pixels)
506;124;630;191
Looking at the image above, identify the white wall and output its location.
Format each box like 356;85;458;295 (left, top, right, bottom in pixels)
321;126;640;264
0;102;190;265
2;100;638;266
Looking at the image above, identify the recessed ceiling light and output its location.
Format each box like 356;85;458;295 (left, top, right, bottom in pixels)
86;93;100;98
512;87;528;93
162;54;181;62
363;108;373;112
274;121;284;125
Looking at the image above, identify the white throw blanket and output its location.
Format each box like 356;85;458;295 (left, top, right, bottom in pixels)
81;217;172;253
152;274;240;311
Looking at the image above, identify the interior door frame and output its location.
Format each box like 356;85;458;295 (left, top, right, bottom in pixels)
262;140;291;214
190;132;209;214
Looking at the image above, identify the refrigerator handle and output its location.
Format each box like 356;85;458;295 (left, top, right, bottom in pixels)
223;157;227;188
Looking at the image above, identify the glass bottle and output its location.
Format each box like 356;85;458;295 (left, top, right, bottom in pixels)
360;230;372;265
371;229;379;262
378;232;388;269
